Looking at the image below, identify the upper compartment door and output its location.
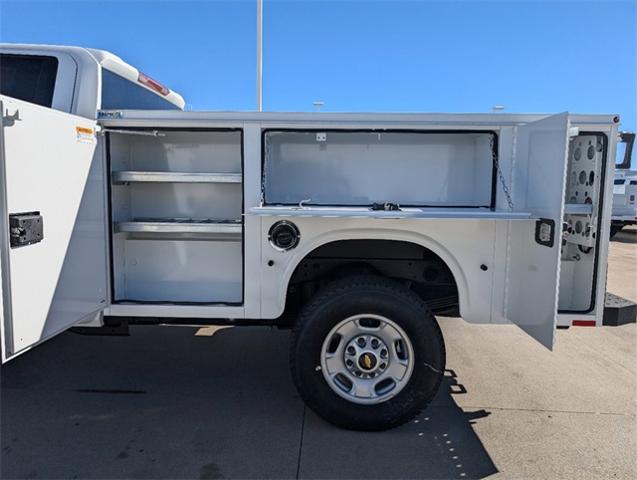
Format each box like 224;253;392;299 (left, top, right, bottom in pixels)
0;96;108;362
505;113;570;349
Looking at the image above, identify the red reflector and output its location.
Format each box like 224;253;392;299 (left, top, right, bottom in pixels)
138;72;169;96
572;320;596;327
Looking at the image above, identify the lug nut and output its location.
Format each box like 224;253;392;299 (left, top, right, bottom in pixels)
346;359;353;367
380;349;388;358
346;346;356;355
371;339;380;349
357;338;366;348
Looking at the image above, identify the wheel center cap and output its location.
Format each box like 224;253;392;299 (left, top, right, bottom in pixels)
358;352;377;371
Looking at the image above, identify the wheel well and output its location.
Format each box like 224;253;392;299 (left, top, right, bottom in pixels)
280;239;459;324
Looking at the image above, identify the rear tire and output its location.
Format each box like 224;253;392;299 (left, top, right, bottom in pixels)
290;275;445;431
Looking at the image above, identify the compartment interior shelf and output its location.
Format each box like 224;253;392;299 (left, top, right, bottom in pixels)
112;171;242;184
563;203;594;215
115;218;242;238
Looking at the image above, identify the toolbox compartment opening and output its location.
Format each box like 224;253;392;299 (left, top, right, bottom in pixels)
108;129;244;304
263;130;496;207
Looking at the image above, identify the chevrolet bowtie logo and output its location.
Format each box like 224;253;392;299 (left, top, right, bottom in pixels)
362;354;373;369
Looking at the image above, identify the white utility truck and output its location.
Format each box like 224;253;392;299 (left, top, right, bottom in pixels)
611;132;636;237
0;44;621;430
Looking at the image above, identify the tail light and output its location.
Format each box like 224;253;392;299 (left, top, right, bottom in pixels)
138;72;169;96
572;320;596;327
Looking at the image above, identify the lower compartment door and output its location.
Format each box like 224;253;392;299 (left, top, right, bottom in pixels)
505;113;570;349
1;97;108;362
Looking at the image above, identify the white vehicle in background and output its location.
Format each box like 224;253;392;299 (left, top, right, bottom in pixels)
0;44;625;431
611;132;636;237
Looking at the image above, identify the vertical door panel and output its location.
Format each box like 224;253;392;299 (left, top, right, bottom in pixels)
505;113;570;349
1;96;107;361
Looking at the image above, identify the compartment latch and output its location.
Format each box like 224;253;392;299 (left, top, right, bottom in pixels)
9;212;44;248
534;218;555;248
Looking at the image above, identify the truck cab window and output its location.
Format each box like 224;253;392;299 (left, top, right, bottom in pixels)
101;69;179;110
0;54;58;108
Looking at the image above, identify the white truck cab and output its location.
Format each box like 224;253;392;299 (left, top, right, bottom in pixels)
0;44;622;431
0;43;185;118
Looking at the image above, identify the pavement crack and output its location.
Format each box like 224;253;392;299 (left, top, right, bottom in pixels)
427;404;635;417
295;405;306;479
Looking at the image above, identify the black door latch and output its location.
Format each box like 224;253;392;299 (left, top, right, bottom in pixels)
371;202;401;211
534;218;555;248
9;212;44;248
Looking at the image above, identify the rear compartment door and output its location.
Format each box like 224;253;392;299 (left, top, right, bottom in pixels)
0;96;108;362
505;113;570;349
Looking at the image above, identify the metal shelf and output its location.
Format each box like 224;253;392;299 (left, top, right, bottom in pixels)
115;219;242;238
112;171;242;184
564;203;594;215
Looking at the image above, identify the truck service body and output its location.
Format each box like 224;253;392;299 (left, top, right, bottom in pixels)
0;44;621;430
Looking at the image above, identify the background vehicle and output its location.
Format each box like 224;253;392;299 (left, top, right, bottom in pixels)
0;44;622;430
611;132;636;237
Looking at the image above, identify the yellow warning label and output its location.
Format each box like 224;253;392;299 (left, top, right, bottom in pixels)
76;126;95;143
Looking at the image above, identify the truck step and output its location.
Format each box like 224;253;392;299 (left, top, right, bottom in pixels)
603;293;637;326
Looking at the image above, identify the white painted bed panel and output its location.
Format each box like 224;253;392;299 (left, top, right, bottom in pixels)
242;125;264;319
258;216;497;323
106;303;245;319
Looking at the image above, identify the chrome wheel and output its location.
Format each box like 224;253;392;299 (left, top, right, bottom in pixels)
320;314;414;405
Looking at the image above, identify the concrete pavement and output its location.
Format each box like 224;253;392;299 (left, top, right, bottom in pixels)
1;229;635;479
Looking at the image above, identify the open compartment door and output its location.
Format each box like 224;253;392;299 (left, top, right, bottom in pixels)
505;113;570;349
0;97;108;362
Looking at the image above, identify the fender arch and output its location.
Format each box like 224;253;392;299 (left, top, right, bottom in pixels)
276;227;470;317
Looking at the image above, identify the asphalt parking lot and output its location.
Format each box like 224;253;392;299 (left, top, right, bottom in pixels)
1;228;636;479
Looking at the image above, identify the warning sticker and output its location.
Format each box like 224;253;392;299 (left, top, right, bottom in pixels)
76;126;95;144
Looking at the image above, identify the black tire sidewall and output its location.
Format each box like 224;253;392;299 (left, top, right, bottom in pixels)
291;278;445;431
